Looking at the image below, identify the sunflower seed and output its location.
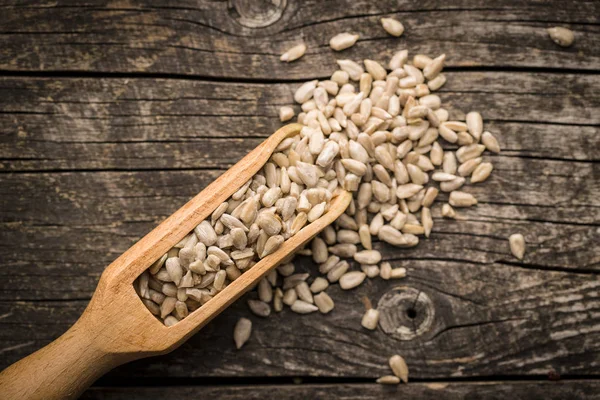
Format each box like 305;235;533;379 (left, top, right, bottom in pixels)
364;59;387;81
379;226;419;247
328;243;358;258
427;74;446;91
258;278;273;303
471;162;494;183
319;255;340;274
160;297;177;319
449;191;478;207
440;176;466;192
389;50;408;70
381;17;404;37
330;32;360;51
547;27;574;47
442;203;456;218
291;300;319;314
377;375;400;385
327;260;350;283
337;59;364;81
482;131;501;153
389;355;409;383
390;267;407;279
423;54;445;80
396;183;423;199
466;111;483;140
458;157;482;177
509;233;526;260
281;43;306;62
313;292;335;313
339;271;366;290
361;308;380;330
233;317;252;349
248;300;271;317
421;207;433;237
354;250;382;264
456;144;485;163
438;124;458;143
195;221;217;246
310;277;330;293
380;261;392;280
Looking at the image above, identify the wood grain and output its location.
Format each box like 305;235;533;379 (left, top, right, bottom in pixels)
0;1;598;77
0;0;599;393
1;257;598;379
79;382;600;399
0;73;598;172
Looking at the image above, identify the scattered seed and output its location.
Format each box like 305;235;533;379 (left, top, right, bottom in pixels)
509;233;526;260
339;271;367;290
482;131;501;153
471;162;494;183
280;43;307;62
381;18;404;37
449;191;478;207
248;299;271;317
330;32;360;51
361;308;380;330
234;317;252;349
389;354;409;383
291;300;319;314
442;203;456;219
306;291;332;315
279;106;295;122
377;375;400;385
547;27;574;47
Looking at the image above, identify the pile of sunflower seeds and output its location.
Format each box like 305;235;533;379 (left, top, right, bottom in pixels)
136;46;501;335
232;48;501;351
135;126;345;326
136;20;506;386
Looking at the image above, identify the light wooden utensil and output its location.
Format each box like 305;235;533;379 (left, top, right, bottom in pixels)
0;123;352;400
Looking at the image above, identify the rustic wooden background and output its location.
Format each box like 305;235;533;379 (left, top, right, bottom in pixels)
1;0;599;398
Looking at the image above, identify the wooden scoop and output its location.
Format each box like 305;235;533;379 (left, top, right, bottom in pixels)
0;123;352;400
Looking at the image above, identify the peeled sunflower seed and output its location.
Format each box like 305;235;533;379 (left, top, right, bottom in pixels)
509;233;526;260
339;271;366;290
380;18;404;37
280;43;307;62
471;162;494;183
247;299;271;317
449;191;478;207
547;26;575;47
353;250;382;264
377;375;400;385
279;106;295;122
361;308;380;330
233;317;252;349
389;354;409;383
330;32;360;51
313;291;335;314
291;300;319;314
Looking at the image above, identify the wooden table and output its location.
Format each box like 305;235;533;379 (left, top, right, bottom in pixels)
1;1;599;398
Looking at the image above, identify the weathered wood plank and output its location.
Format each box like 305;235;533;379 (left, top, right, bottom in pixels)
0;1;598;77
0;73;598;171
80;381;600;400
1;259;599;378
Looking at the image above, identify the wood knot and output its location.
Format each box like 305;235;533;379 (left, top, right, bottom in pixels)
377;286;435;341
228;0;287;28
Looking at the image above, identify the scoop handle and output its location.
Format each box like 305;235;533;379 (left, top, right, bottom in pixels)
0;311;127;400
